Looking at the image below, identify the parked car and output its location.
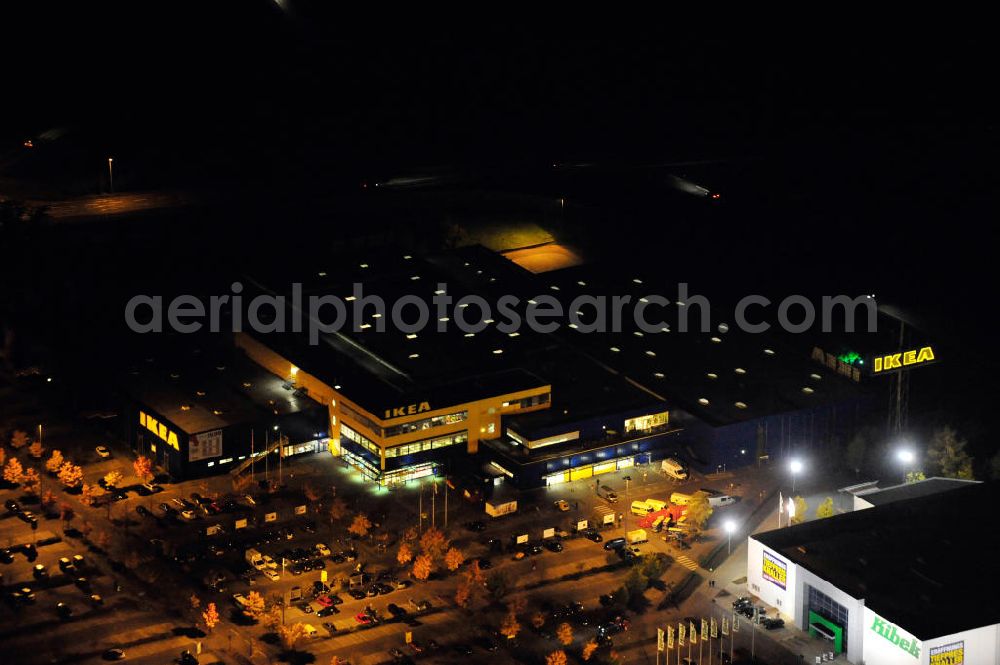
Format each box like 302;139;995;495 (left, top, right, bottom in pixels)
263;570;280;581
95;446;111;458
314;543;331;557
603;538;627;550
136;505;151;517
605;492;619;503
33;564;48;579
762;617;785;630
5;499;21;514
102;648;125;661
544;540;564;553
180;510;197;521
58;557;76;573
554;499;570;511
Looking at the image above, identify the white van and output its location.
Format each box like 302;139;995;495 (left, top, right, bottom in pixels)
661;458;689;480
708;495;738;507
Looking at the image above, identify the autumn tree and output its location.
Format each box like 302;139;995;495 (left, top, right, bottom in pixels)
454;581;472;608
500;608;521;640
21;467;40;495
412;553;433;581
3;457;24;485
927;426;975;479
582;640;599;661
103;471;123;489
815;497;835;519
444;546;465;572
81;483;103;506
419;526;449;560
907;470;927;483
546;650;568;665
791;496;808;525
45;450;64;474
189;594;201;610
58;461;83;489
202;602;220;633
262;606;283;633
243;591;266;621
0;447;5;467
29;441;45;459
348;513;372;538
41;490;57;511
403;526;419;542
397;542;414;566
683;491;714;535
133;455;153;482
10;430;29;449
278;623;307;651
557;622;574;646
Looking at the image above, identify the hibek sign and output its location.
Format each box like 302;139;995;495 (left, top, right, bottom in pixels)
870;615;920;658
873;346;936;374
384;402;431;419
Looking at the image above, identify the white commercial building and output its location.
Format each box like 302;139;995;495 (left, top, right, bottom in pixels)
746;481;1000;664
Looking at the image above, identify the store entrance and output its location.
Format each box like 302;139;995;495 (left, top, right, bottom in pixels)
805;586;847;654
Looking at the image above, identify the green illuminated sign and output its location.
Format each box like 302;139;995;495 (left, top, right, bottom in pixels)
870;616;919;658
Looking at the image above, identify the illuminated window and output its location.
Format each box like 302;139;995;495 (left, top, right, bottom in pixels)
698;398;710;405
384;431;468;458
624;411;669;433
802;387;815;394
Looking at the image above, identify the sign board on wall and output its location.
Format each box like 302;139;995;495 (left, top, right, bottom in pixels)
542;527;555;539
189;429;223;462
294;505;307;515
873;346;936;375
576;520;588;531
762;551;788;590
264;512;277;523
235;518;248;530
515;534;529;545
929;642;963;665
206;525;221;536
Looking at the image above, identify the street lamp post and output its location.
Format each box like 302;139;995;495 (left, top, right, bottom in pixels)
789;459;803;494
724;520;736;556
108;158;114;193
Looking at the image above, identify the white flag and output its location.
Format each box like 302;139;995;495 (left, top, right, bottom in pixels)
787;496;796;519
778;491;784;514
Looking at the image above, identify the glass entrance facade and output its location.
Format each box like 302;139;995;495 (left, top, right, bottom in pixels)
806;586;849;652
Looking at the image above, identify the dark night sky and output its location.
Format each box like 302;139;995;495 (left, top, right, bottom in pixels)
3;8;998;453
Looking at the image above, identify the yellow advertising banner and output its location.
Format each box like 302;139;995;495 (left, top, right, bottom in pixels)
929;641;964;665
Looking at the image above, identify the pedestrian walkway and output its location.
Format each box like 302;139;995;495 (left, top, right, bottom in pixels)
675;554;699;571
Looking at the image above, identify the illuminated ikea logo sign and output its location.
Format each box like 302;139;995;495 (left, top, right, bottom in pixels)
384;402;431;419
873;347;935;374
140;411;180;451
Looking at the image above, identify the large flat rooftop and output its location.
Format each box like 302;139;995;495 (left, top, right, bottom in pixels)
754;480;1000;640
